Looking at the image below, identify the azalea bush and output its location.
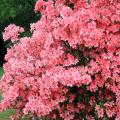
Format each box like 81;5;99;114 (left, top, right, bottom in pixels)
0;0;120;120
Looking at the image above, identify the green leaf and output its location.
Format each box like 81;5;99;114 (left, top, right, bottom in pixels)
0;67;4;78
21;117;29;120
87;0;91;4
4;42;13;48
94;111;99;120
0;93;2;101
103;115;109;120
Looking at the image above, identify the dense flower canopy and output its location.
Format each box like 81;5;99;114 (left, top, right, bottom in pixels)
0;0;120;119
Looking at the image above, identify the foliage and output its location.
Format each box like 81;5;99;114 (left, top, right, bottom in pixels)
0;0;37;23
0;67;4;78
0;0;120;120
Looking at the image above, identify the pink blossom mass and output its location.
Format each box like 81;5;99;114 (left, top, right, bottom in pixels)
1;0;120;119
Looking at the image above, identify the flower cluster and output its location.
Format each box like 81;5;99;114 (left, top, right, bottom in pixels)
0;0;120;119
3;24;24;42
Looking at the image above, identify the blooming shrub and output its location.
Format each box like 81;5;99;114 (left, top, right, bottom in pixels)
0;0;120;119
